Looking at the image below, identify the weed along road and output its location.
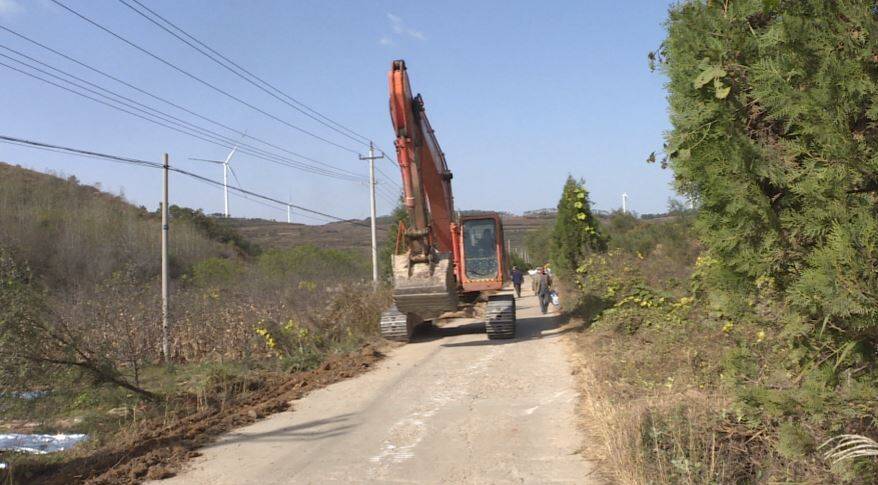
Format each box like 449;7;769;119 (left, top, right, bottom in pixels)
159;288;599;484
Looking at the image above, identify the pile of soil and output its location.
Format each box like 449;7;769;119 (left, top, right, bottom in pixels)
13;346;385;484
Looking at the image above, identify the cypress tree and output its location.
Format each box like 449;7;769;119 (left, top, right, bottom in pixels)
549;176;605;276
660;1;878;345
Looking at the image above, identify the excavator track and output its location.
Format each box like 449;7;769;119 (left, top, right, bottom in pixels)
379;305;415;342
485;295;516;339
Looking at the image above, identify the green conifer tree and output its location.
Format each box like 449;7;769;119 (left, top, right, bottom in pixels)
549;176;606;276
660;1;878;345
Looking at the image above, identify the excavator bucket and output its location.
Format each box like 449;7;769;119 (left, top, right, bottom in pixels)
391;252;458;320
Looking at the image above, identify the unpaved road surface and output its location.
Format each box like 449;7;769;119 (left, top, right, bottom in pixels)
160;288;599;484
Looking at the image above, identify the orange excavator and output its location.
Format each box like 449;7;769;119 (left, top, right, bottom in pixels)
380;60;516;342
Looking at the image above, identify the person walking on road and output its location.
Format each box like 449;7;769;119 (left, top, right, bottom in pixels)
511;266;524;298
537;266;553;314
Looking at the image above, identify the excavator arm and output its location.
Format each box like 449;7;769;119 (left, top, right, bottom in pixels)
389;60;455;256
384;60;459;322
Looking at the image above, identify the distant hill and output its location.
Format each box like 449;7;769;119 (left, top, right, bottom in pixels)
0;163;560;269
219;217;390;255
219;211;558;255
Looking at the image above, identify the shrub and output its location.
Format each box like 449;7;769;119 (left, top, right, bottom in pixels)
524;224;553;268
379;200;408;280
257;245;369;284
191;257;243;288
0;247;50;392
0;247;156;399
170;206;259;256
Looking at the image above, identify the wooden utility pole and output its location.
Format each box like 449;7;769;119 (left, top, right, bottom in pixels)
161;153;170;364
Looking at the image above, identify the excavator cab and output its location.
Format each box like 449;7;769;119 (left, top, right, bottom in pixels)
458;214;507;293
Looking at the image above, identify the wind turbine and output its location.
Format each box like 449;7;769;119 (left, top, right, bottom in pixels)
189;146;239;218
287;192;293;224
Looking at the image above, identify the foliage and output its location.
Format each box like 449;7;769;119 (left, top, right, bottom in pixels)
660;0;878;347
257;244;369;283
549;176;606;276
617;1;878;479
0;163;233;289
603;207;699;270
509;251;532;271
0;247;51;392
190;257;244;288
524;223;553;268
379;199;409;280
171;205;259;256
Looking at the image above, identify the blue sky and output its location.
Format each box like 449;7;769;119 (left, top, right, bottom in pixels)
0;0;677;223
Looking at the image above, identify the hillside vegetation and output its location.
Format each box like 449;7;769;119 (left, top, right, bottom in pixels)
0;163;234;290
0;164;385;483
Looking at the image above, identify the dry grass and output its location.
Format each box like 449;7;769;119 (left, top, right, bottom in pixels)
563;215;762;484
569;329;753;484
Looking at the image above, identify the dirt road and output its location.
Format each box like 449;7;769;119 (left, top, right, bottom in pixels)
159;288;599;484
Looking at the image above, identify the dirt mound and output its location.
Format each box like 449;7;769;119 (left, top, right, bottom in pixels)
22;347;385;485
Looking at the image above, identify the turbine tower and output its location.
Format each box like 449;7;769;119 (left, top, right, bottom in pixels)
189;146;238;218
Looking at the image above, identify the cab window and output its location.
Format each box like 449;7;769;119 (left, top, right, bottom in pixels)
463;219;498;280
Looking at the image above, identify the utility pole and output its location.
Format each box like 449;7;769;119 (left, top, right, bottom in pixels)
622;193;629;214
161;153;170;365
359;142;384;284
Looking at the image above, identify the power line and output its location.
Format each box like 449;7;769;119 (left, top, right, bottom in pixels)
49;0;363;155
0;134;377;228
0;25;366;179
0;59;364;182
122;0;402;168
381;150;399;166
185;174;339;225
375;183;400;203
115;0;402;169
116;0;373;148
372;185;396;203
374;164;402;190
0;50;367;182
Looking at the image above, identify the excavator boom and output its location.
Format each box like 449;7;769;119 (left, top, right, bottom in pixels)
385;60;457;322
389;60;455;254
